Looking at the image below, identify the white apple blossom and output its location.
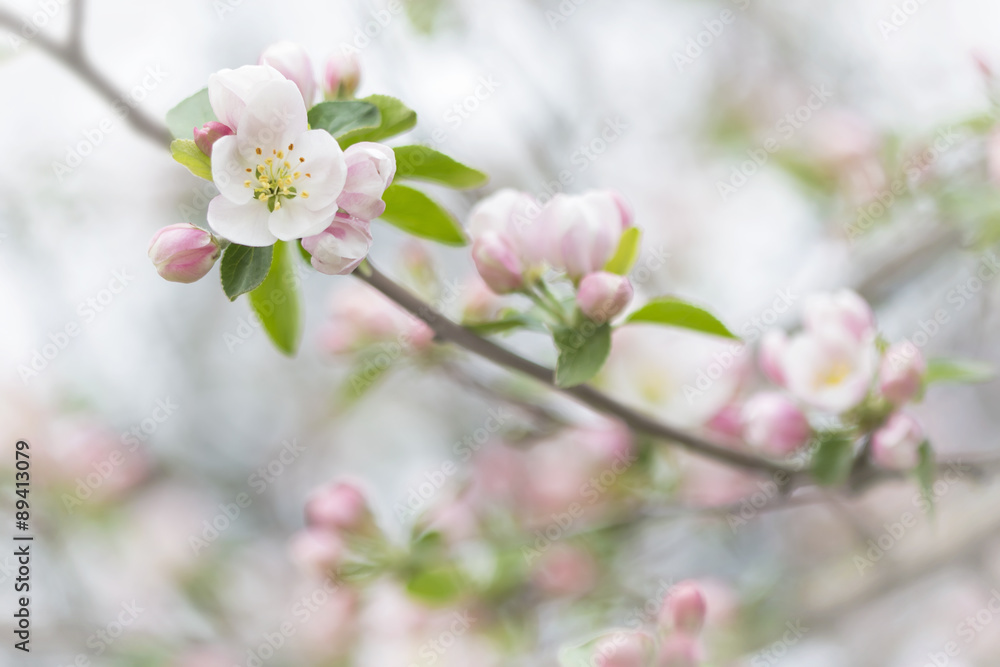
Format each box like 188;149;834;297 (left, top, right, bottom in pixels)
207;64;286;131
782;328;877;413
207;79;347;247
802;289;876;342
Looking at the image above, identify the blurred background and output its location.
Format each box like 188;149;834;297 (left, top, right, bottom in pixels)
2;0;1000;664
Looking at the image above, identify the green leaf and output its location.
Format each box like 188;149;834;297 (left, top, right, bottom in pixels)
625;298;738;339
336;95;417;148
406;565;465;605
925;358;995;385
170;139;212;180
392;145;489;189
166;88;216;140
811;431;855;486
248;241;302;356
379;183;467;246
552;323;612;388
220;244;274;301
916;440;936;516
604;227;642;275
307;100;381;138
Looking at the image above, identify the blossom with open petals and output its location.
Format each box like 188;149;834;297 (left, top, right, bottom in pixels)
782;328;876;413
207;64;286;132
207;79;347;247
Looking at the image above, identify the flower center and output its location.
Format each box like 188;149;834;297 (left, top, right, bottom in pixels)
243;144;312;212
817;361;851;388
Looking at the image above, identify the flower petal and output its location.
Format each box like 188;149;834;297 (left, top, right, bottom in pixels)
207;196;277;247
267;198;335;241
291;129;347;211
234;80;308;159
210;136;254;204
208;65;285;131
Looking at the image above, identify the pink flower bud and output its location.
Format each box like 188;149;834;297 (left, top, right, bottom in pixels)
301;213;373;275
657;634;700;667
306;481;373;532
337;142;396;222
871;412;924;470
706;403;744;441
468;189;545;273
192;121;233;157
542;191;631;280
879;342;925;405
148;224;221;283
577;272;633;322
323;52;361;99
803;290;876;343
259;41;316;105
759;329;788;386
740;393;811;456
472;231;524;294
607;190;635;229
660;580;708;636
289;529;344;577
592;631;656;667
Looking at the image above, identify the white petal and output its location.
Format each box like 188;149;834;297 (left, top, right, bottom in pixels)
208;65;285;131
259;41;316;105
292;129;348;211
267;199;333;241
210;136;254;204
234;80;308;159
207;196;276;247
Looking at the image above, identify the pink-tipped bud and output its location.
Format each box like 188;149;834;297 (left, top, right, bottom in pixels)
803;290;876;343
259;41;316;105
658;634;700;667
759;329;788;386
542;191;631;281
289;529;344;577
192;121;233;157
592;631;656;667
660;580;708;636
337;142;397;222
301;213;373;275
871;412;924;470
324;52;361;99
879;342;925;405
472;231;524;294
706;404;744;440
306;481;373;532
576;272;633;322
148;224;221;284
740;392;812;456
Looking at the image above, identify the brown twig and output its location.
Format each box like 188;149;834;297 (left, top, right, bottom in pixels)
356;263;796;476
0;4;172;147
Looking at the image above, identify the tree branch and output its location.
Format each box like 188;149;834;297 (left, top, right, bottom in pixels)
356;263;795;477
0;4;172;147
67;0;85;55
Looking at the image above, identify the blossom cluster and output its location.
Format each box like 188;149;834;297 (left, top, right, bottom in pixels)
737;290;928;471
470;188;636;322
149;43;391;283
